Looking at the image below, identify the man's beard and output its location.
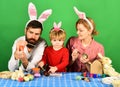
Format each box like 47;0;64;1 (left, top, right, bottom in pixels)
25;36;39;48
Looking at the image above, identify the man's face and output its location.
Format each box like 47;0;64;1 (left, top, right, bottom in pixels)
25;27;41;45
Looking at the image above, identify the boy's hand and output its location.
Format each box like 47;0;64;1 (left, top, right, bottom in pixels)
48;66;57;73
38;61;44;68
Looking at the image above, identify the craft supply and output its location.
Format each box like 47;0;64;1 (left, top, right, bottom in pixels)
86;73;90;77
97;74;102;78
34;73;40;78
18;77;24;82
44;71;50;76
82;53;91;64
98;53;120;77
24;76;30;81
76;76;82;80
27;43;36;48
82;53;88;59
0;71;13;79
32;68;40;74
93;74;97;78
79;72;107;78
27;74;34;80
83;72;87;77
112;80;120;87
102;74;106;78
50;73;62;77
19;46;24;51
90;73;93;78
82;77;90;82
102;77;120;84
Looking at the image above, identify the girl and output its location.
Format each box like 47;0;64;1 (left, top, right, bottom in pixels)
66;7;104;74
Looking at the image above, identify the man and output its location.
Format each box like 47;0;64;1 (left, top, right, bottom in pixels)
8;20;47;72
8;2;52;72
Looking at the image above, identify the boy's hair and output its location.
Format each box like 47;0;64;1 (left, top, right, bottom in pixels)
49;29;66;41
26;20;43;31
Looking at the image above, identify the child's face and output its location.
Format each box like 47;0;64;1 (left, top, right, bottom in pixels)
51;39;64;49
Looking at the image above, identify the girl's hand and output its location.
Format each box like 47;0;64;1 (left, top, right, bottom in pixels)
72;49;79;61
80;56;90;63
48;66;57;73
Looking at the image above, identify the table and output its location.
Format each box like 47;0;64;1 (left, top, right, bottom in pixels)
0;72;113;87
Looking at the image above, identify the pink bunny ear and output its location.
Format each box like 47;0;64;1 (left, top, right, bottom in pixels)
28;2;37;20
53;22;58;29
73;6;93;30
38;9;52;23
53;21;62;30
73;6;86;19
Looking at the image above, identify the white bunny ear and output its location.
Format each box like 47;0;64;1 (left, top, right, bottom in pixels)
73;6;93;30
53;21;62;31
73;6;86;19
53;22;57;29
28;2;37;20
57;21;62;28
38;9;52;23
53;22;62;29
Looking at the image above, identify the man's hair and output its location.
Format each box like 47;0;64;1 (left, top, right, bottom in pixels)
26;20;43;31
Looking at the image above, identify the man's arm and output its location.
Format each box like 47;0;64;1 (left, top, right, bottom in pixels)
22;40;47;71
8;41;19;71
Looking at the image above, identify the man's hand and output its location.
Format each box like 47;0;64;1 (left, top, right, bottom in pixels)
16;40;27;51
14;40;28;68
20;52;28;69
14;40;27;60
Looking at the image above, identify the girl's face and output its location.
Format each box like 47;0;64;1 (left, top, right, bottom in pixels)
51;39;64;50
76;24;92;40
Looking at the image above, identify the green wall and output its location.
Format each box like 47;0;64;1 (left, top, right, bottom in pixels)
0;0;120;72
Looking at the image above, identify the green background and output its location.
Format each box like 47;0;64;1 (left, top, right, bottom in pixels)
0;0;120;72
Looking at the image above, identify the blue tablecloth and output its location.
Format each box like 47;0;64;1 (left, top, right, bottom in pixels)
0;72;113;87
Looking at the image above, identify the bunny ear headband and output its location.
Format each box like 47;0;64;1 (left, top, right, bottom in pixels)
26;2;52;28
52;21;64;31
73;6;93;30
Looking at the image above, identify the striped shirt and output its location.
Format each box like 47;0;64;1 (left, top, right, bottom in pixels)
66;36;104;72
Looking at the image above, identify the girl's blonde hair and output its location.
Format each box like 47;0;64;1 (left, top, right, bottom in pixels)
49;29;66;41
76;17;98;36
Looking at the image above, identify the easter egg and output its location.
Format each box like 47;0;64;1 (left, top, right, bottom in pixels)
24;76;29;81
32;68;40;74
18;77;24;82
19;46;24;51
27;74;34;80
76;76;82;80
